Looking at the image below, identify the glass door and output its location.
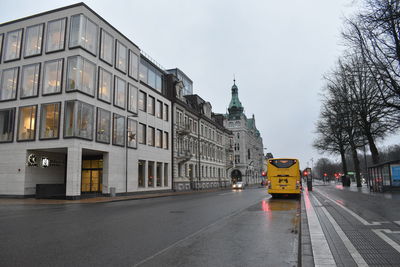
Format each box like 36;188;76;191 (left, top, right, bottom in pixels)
81;158;103;193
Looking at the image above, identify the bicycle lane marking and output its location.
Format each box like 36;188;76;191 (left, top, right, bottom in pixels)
303;189;336;266
312;194;368;267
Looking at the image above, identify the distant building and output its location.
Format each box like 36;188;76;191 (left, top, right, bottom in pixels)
222;81;264;185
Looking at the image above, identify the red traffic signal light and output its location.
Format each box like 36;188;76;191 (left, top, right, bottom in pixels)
303;171;308;176
261;171;266;176
324;173;327;177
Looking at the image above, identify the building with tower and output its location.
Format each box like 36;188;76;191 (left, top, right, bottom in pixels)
223;80;264;185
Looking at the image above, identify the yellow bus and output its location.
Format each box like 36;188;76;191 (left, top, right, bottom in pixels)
267;158;301;197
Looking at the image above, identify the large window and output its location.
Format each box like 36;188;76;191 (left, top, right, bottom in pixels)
0;34;4;62
42;59;63;95
96;108;110;144
156;100;163;119
0;67;18;101
156;129;162;148
100;29;113;65
164;163;169;186
138;90;146;112
139;59;163;91
138;123;146;144
115;40;127;73
112;113;125;146
163;132;169;149
40;102;60;139
148;95;155;115
46;18;66;53
114;76;126;109
0;108;15;142
4;29;23;61
20;63;40;98
64;100;94;140
24;24;43;57
98;67;112;103
69;14;98;55
128;84;138;114
163;104;169;121
148;126;155;146
128;50;139;80
17;105;37;141
138;160;145;187
156;162;162;187
148;161;154;187
67;56;96;96
127;118;137;148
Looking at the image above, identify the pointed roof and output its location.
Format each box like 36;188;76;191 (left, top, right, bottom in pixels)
228;79;244;118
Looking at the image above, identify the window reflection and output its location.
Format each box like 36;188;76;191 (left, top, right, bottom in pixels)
138;90;146;112
24;24;43;57
163;132;169;149
148;96;155;115
42;59;63;95
112;113;124;146
0;67;19;101
156;129;162;148
69;14;98;55
67;56;96;96
156;100;162;119
4;29;23;61
98;67;112;103
96;108;110;143
21;63;40;98
100;29;113;65
128;84;138;113
46;18;66;52
138;123;146;144
40;102;60;139
127;119;137;148
129;51;138;79
0;108;15;142
114;76;126;109
139;58;163;91
116;40;127;73
148;126;155;146
18;105;37;141
64;100;94;140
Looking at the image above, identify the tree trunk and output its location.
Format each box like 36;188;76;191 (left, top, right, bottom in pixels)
366;133;380;164
350;141;362;187
339;146;348;175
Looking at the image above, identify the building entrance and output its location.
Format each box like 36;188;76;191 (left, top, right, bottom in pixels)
81;157;103;193
231;169;242;183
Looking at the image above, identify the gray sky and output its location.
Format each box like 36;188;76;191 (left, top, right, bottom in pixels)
1;0;399;168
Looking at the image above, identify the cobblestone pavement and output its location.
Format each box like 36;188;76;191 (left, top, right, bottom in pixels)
302;181;400;266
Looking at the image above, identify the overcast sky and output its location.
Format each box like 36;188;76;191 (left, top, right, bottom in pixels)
1;0;398;168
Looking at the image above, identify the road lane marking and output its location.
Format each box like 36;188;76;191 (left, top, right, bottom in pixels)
314;188;382;226
372;229;400;253
303;190;336;266
312;195;368;267
394;221;400;226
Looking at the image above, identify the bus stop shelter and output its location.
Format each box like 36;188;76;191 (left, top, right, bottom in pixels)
368;160;400;192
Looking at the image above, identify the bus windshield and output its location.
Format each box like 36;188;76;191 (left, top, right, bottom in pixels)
269;159;297;168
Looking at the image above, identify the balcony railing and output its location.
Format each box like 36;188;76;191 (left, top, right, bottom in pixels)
176;150;192;163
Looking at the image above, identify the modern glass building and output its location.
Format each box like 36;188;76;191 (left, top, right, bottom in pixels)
0;3;171;199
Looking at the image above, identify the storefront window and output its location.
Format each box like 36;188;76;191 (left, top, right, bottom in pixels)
157;162;162;187
20;63;40;98
148;126;155;146
69;14;98;55
64;100;94;140
163;104;169;121
148;95;155;115
67;56;96;96
0;108;15;142
17;105;37;141
4;29;23;61
24;24;43;57
115;40;127;73
114;76;126;109
96;108;111;144
127;118;137;148
98;67;112;103
42;59;63;95
138;90;146;111
40;102;60;139
112;113;124;146
128;84;138;114
128;50;138;79
138;160;145;187
0;67;19;101
164;163;169;186
46;18;66;53
100;29;113;65
163;132;169;149
138;123;146;144
148;161;154;187
155;129;162;148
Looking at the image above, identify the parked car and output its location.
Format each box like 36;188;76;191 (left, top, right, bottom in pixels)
232;181;245;189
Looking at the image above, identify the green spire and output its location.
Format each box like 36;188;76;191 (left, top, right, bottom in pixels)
228;79;244;118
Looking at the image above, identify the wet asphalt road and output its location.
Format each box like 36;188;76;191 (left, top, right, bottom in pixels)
0;188;300;267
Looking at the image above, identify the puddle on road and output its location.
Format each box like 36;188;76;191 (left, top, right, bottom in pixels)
248;198;299;212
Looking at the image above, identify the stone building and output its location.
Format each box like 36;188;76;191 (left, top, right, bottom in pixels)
164;70;233;190
223;80;264;185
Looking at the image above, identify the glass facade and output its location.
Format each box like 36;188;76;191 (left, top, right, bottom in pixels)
20;63;40;98
46;18;66;53
64;100;94;140
98;67;112;103
112;113;124;146
24;24;43;57
127;118;137;148
17;105;37;141
42;59;63;95
114;76;126;109
139;58;162;92
40;102;60;139
69;14;98;55
96;108;110;143
148;126;155;146
138;123;146;144
128;50;138;80
0;108;15;142
4;29;23;61
138;90;146;112
115;40;127;73
0;67;19;101
128;84;138;114
67;56;96;96
100;29;113;65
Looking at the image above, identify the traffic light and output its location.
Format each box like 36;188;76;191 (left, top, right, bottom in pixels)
261;171;266;177
303;170;308;176
324;173;327;177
